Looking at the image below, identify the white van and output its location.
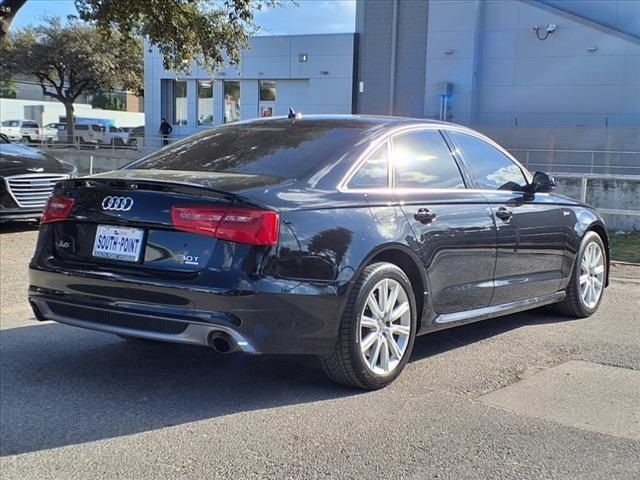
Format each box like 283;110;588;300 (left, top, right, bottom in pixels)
57;124;105;145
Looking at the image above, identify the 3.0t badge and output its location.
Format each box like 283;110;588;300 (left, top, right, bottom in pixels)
101;196;134;211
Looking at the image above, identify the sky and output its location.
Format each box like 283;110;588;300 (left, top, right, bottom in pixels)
11;0;357;35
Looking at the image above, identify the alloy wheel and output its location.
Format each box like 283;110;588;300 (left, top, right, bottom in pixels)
359;278;411;375
579;241;605;309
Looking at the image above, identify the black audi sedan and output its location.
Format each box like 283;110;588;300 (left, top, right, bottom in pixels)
1;133;77;223
28;116;609;389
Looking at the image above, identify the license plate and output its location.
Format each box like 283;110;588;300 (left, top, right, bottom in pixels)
92;225;144;262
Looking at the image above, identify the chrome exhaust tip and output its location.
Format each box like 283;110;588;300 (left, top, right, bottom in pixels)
208;331;238;354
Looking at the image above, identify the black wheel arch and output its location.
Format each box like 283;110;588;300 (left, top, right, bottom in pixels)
339;243;429;332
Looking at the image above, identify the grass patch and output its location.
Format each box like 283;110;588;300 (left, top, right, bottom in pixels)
609;232;640;264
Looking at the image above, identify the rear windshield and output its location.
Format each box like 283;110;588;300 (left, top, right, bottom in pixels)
126;123;365;179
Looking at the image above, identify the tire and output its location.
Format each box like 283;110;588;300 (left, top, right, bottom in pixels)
553;231;606;318
321;262;417;390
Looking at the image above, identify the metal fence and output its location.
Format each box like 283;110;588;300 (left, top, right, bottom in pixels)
509;148;640;176
16;135;184;152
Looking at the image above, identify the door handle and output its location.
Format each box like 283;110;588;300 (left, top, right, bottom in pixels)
495;207;513;222
414;208;437;224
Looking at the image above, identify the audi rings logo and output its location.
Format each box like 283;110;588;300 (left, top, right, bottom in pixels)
101;196;134;211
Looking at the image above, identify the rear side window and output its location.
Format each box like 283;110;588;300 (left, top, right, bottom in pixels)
391;130;465;189
349;143;389;189
127;123;365;179
448;132;527;191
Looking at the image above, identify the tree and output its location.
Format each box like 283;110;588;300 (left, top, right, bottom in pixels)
0;0;27;37
91;91;126;111
1;0;284;74
0;18;142;142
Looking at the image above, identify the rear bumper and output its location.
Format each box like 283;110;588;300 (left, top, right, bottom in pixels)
28;267;346;355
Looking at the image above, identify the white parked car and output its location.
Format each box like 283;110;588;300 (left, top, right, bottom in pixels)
57;124;104;145
101;125;129;146
0;119;43;142
42;123;66;143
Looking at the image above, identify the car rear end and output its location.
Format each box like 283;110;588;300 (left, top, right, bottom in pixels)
20;121;41;142
29;173;270;350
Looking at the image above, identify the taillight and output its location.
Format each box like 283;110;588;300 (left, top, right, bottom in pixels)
41;195;74;223
171;206;279;246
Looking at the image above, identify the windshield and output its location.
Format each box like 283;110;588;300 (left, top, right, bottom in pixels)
2;121;19;127
126;122;364;179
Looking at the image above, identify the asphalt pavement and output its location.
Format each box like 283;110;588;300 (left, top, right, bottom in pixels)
1;222;639;479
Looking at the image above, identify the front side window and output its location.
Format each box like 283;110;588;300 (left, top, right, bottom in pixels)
349;143;389;189
391;130;465;189
448;132;527;191
197;80;213;126
173;80;188;126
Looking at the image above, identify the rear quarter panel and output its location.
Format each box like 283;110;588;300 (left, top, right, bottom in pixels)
265;190;427;334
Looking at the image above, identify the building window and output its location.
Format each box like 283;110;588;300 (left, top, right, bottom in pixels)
223;81;240;123
259;81;276;102
173;80;187;126
197;80;213;126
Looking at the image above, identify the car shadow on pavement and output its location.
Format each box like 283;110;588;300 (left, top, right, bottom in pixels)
0;322;351;457
0;221;40;234
1;309;576;456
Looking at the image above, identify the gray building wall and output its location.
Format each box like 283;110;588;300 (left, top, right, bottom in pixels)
355;0;394;115
355;0;429;117
539;0;640;40
355;0;640;135
144;34;355;143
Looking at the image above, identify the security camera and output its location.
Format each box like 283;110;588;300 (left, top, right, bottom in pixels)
546;24;556;33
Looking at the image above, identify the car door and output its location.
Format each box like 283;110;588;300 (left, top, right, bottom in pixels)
446;130;565;305
391;128;497;315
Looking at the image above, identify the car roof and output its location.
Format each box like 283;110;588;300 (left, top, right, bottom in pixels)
236;114;449;128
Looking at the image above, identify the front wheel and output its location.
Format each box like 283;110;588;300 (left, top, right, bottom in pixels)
554;231;606;318
321;262;417;390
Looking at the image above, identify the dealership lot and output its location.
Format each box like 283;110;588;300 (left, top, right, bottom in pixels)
1;223;639;479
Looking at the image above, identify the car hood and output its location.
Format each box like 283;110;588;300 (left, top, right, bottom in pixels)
0;144;75;176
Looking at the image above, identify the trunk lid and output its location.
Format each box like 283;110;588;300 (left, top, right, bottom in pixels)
49;171;284;274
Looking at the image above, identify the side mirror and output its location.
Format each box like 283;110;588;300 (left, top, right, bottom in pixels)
530;171;556;193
